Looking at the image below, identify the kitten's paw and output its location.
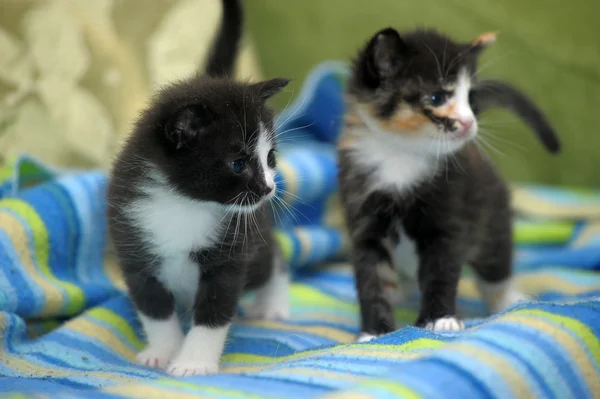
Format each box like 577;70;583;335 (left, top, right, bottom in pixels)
425;317;464;332
167;361;219;377
492;290;531;313
136;346;178;370
356;333;381;343
246;299;290;321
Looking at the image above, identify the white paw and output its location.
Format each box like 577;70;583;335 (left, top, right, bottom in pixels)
167;361;219;377
495;290;531;312
246;299;290;321
136;345;179;370
356;333;380;343
425;317;464;332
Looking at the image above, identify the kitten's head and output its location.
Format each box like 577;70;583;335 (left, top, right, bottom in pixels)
133;75;289;212
349;28;496;154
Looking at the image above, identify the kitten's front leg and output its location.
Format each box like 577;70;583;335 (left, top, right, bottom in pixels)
167;265;243;377
126;272;184;369
353;240;397;342
415;240;464;332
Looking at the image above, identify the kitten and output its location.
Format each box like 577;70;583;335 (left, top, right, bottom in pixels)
107;0;290;376
337;28;559;341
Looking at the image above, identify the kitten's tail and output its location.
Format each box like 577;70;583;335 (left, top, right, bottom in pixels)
472;80;560;154
205;0;243;78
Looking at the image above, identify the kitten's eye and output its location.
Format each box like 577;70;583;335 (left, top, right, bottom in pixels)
267;149;276;168
429;91;447;107
230;158;246;174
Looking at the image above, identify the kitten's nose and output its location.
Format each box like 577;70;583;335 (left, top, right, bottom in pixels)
458;118;474;130
258;184;275;198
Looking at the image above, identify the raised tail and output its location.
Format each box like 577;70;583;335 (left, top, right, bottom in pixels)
205;0;243;78
471;80;561;154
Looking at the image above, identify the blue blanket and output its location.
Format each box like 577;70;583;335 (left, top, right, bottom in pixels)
0;62;599;399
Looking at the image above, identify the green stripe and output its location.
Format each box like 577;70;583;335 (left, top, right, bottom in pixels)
514;220;575;244
88;308;144;350
521;309;600;365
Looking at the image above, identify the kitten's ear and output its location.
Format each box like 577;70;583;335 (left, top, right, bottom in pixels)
470;31;497;54
164;106;211;150
367;28;410;79
252;78;290;101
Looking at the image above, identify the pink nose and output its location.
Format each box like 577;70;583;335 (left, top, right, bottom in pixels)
458;118;474;130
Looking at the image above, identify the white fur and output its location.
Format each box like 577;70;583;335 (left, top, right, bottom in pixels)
257;122;276;196
136;313;184;369
125;181;223;309
383;227;419;281
454;68;476;132
247;255;290;320
425;317;464;332
475;278;531;314
346;124;436;195
356;333;379;343
168;324;231;376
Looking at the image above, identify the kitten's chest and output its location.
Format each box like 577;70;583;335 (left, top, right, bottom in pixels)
126;187;225;308
346;133;434;194
128;188;224;257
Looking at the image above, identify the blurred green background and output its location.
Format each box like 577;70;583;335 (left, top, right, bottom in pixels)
246;0;600;186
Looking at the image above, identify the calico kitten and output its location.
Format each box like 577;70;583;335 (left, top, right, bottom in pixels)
338;28;559;340
107;0;290;376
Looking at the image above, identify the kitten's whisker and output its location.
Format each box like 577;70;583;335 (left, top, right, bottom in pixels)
274;121;316;139
421;40;443;82
277;189;313;208
476;136;507;157
274;82;297;127
276;93;309;131
479;128;526;152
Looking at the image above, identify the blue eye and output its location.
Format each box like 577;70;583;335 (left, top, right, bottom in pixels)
429;92;447;107
230;158;246;174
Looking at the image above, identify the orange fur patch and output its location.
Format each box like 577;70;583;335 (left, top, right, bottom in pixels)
472;31;498;47
432;103;457;119
379;108;431;135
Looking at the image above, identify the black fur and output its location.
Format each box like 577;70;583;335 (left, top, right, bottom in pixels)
339;145;512;333
340;27;558;336
470;80;560;153
107;0;288;339
205;0;243;77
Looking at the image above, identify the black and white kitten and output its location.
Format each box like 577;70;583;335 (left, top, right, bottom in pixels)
338;28;560;341
107;0;290;376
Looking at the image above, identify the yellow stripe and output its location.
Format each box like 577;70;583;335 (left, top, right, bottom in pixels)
447;342;535;398
103;385;211;399
520;309;600;366
572;222;600;247
0;314;136;383
0;211;64;315
512;189;600;219
238;319;354;342
294;228;312;265
458;274;600;301
222;338;444;370
87;308;144;350
64;317;137;360
276;159;297;201
322;393;374;399
471;309;600;393
1;199;85;315
103;252;127;291
324;380;422;399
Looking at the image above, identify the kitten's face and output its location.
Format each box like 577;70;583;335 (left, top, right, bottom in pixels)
136;77;289;212
349;29;495;155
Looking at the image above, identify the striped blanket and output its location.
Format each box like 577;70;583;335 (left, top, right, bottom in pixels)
1;63;599;398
